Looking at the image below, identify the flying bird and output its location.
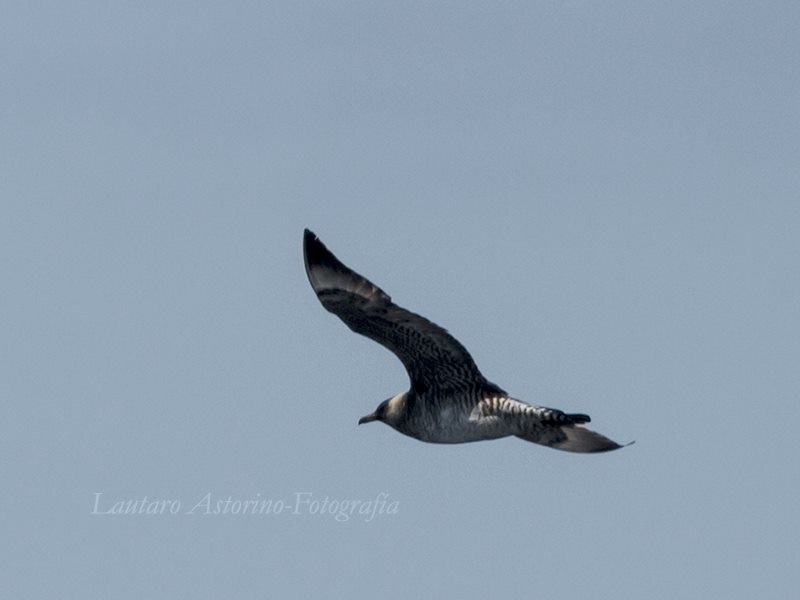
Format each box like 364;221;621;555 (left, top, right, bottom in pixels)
303;229;630;453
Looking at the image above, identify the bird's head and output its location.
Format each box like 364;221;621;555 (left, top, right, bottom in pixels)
358;392;407;427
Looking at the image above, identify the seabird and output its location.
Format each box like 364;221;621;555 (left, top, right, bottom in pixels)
303;229;630;453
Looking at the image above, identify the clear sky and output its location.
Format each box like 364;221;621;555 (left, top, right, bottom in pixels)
3;2;799;598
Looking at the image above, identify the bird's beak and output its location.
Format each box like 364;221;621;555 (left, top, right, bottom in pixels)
358;412;378;425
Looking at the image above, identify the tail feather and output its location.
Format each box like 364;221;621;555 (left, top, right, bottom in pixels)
481;396;629;453
565;413;591;425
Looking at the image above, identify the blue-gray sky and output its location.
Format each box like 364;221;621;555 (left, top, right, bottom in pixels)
3;2;799;598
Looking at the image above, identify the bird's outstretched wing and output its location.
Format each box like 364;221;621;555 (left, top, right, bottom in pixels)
477;396;627;453
303;229;500;395
516;420;626;453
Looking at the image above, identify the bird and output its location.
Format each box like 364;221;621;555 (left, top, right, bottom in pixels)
303;229;631;453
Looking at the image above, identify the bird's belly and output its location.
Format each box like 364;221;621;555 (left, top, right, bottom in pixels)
405;407;510;444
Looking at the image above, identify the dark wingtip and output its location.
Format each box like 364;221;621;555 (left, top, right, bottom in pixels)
303;228;329;269
303;229;318;255
302;229;358;291
598;439;635;453
302;228;392;304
